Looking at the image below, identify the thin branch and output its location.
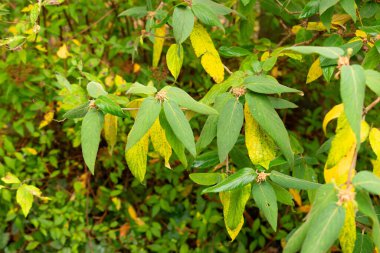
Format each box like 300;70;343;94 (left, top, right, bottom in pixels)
78;9;115;35
275;0;301;15
292;32;323;46
363;97;380;115
223;65;233;75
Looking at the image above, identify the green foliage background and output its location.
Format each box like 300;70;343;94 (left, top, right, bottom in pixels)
0;0;379;252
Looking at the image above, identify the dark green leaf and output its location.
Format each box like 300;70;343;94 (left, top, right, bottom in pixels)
269;97;298;109
191;2;223;30
189;173;222;186
353;233;374;253
299;0;319;19
219;46;251;58
63;102;90;119
340;0;356;22
320;7;334;31
252;181;278;230
364;69;380;96
118;6;147;18
172;6;194;44
126;97;161;151
269;171;321;190
95;95;126;117
270;181;294;206
202;168;256;193
362;46;380;69
244;76;302;95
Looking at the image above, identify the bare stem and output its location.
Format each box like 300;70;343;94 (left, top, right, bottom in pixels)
363;97;380;116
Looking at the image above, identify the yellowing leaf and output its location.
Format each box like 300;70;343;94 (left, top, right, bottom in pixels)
200;52;224;84
104;114;118;155
371;159;380;178
244;103;276;169
355;30;367;39
21;4;34;12
105;75;114;87
339;201;356;253
133;63;141;73
57;44;70;59
72;39;81;46
149;120;172;169
291;25;302;34
306;22;326;31
370;128;380;157
23;147;38;155
35;45;47;52
324;146;355;185
323;104;344;135
261;51;270;61
166;44;184;80
331;14;352;27
39;111;54;129
114;75;126;86
152;25;166;67
112;197;121;210
17;184;33;217
289;189;302;206
306;58;322;84
125;132;149;183
1;173;21;184
127;204;145;226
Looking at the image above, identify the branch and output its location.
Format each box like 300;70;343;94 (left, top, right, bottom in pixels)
275;0;301;15
363;97;380;115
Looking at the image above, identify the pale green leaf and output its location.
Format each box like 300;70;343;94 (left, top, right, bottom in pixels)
87;81;108;98
16;184;34;217
252;181;278;230
166;44;184;80
244;76;302;95
189;173;222;186
353;171;380;195
172;6;194;44
1;172;21;184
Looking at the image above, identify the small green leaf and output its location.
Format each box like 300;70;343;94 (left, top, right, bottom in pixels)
118;6;147;18
364;69;380;96
319;0;339;15
172;6;194;44
217;99;244;162
163;100;196;156
81;108;104;174
340;64;366;145
299;0;319;19
244;76;302;95
219;46;251;58
246;93;294;166
202;168;256;193
269;97;298;109
340;0;356;22
270;181;294;206
126;97;161;151
269;171;321;190
1;172;21;184
353;171;380;195
87;81;108;98
16;184;34;217
285;46;344;59
166;44;184;80
95;95;126;117
164;86;218;115
63;102;90;119
252;181;278;231
191;2;223;30
189;173;222;186
301;203;345;253
126;82;157;95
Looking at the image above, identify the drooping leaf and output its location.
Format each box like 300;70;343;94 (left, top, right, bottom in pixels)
322;103;344;134
163;86;217;115
163;100;196;156
172;6;194;44
217;98;244;162
306;58;323;83
95;95;126;117
269;181;294;206
369;128;380;157
364;69;380;96
269;171;321;190
244;76;302;95
353;171;380;195
340;0;356;22
166;44;184;80
285;46;344;59
200;52;225;84
202;168;256;194
152;25;166;67
63;102;90;119
125;132;149;183
118;6;147;18
252;181;278;231
191;2;223;30
299;0;319;19
149;119;172;169
301;203;345;253
246;93;294;166
104;114;118;155
126;97;161;151
244;103;276;169
340;65;366;146
219;46;251;58
81;108;104;174
319;0;339;15
87;81;108;98
189;173;223;186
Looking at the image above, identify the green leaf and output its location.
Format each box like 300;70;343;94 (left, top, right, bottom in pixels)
202;168;256;193
219;46;251;58
223;184;251;230
244;76;302;95
189;173;222;186
359;25;380;34
1;172;20;184
16;184;34;217
340;0;356;22
81;108;104;174
87;81;108;98
320;7;334;31
163;100;196;156
353;171;380;195
252;181;278;230
172;6;194;44
340;64;366;145
363;46;380;69
126;97;161;151
285;46;344;59
193;0;232;16
191;2;224;30
269;97;298;109
284;222;311;253
364;69;380;96
118;6;147;18
55;72;71;91
217;98;244;162
299;0;319;19
270;181;294;206
269;171;321;190
95;95;126;117
353;233;375;253
246;93;294;166
166;44;184;80
301;203;345;253
126;82;157;95
319;0;339;15
63;102;90;119
163;86;217;115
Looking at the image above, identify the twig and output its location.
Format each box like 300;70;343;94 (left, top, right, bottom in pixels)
363;97;380;116
223;65;232;75
292;32;323;46
275;0;301;15
78;9;115;35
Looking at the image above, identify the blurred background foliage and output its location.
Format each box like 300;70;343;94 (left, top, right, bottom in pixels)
0;0;379;252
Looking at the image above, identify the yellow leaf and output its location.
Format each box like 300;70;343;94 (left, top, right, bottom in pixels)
200;52;224;84
39;111;54;129
323;104;344;135
105;75;114;87
291;25;302;34
261;51;270;61
339;201;356;253
244;103;276;169
114;74;126;86
104;114;118;155
8;26;18;35
149;119;172;169
355;30;367;39
125;132;149;183
289;189;302;206
369;128;380;157
72;39;81;46
112;197;121;210
306;22;326;31
166;44;184;80
133;63;141;73
306;58;322;84
57;44;70;59
372;159;380;178
332;14;352;27
23;148;38;155
127;204;145;226
35;45;47;52
21;4;34;12
324;146;355;185
152;25;166;67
